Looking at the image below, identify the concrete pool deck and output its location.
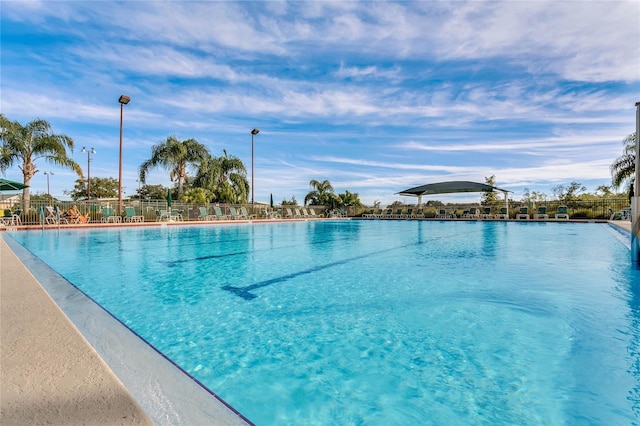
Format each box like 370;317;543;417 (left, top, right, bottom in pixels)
0;233;251;425
0;219;632;424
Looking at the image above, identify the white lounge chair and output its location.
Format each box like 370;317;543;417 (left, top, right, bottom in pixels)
534;206;549;220
555;206;570;220
516;207;530;220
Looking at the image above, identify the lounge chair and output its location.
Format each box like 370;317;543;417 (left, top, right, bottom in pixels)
394;208;406;219
1;209;22;226
101;206;121;223
170;210;183;221
240;207;256;219
414;208;424;219
516;207;530;220
285;208;295;218
363;209;375;219
382;208;394;219
228;207;242;219
124;206;144;222
308;208;322;218
497;207;509;219
45;206;62;225
481;207;493;219
555;205;570;220
198;206;215;221
462;207;480;219
214;206;229;220
534;206;549;220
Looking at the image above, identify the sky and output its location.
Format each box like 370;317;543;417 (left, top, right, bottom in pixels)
1;1;639;206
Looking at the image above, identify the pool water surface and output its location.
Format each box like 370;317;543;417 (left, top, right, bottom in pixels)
7;220;640;424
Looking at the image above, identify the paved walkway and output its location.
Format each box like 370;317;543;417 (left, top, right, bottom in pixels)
1;237;153;425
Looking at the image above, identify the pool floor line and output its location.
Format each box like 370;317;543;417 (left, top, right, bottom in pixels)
1;234;252;426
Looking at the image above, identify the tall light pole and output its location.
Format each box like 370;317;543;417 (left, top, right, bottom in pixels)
44;172;53;205
251;128;260;206
81;147;96;199
633;101;640;264
118;94;130;215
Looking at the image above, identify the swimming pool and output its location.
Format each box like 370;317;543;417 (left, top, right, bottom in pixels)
6;221;640;424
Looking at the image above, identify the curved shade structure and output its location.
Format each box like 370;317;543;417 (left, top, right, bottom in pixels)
398;180;509;197
0;178;28;191
397;180;511;210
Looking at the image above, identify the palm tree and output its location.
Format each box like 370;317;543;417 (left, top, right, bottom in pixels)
0;115;82;210
610;132;637;193
304;179;335;206
139;136;210;197
195;149;248;203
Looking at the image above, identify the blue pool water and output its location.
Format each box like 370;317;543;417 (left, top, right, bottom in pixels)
7;221;640;424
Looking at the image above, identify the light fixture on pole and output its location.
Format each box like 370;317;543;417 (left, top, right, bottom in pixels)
43;172;54;205
250;128;260;206
118;94;131;215
81;147;96;199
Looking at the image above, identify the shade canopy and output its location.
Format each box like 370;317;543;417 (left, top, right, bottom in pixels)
0;178;28;191
398;180;509;197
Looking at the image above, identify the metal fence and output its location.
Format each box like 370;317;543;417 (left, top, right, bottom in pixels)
0;199;331;226
0;198;631;226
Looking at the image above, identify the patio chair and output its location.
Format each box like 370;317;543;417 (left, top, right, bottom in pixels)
534;206;549;220
463;207;480;219
228;207;242;219
481;207;493;219
101;206;121;223
198;206;215;221
414;208;424;219
214;206;229;220
308;208;322;218
240;207;256;219
516;207;530;220
45;206;65;225
555;205;570;220
497;207;509;219
124;206;144;222
170;209;184;221
435;209;448;219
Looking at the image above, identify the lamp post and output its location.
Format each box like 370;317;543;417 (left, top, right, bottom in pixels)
250;128;260;206
44;172;53;205
118;94;130;215
633;101;640;264
81;147;96;199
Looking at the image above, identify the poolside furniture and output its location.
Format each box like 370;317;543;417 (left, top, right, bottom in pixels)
44;206;67;224
555;205;570;220
534;206;549;220
170;210;184;221
363;209;375;219
481;207;493;219
497;207;509;219
1;209;22;226
240;207;256;219
414;208;424;219
124;206;144;223
214;206;229;220
101;206;121;223
462;207;480;219
308;208;322;218
435;209;447;219
198;206;215;221
229;207;245;219
156;210;169;221
516;207;530;220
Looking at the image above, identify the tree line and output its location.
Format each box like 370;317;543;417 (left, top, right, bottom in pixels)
0;115;364;210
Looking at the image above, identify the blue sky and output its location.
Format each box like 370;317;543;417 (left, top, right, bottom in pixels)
1;1;639;205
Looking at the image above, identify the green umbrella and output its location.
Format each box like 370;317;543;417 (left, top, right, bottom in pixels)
167;188;172;208
270;193;274;208
0;178;28;191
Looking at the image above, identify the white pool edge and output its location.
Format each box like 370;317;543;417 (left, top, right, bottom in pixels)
3;234;252;426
